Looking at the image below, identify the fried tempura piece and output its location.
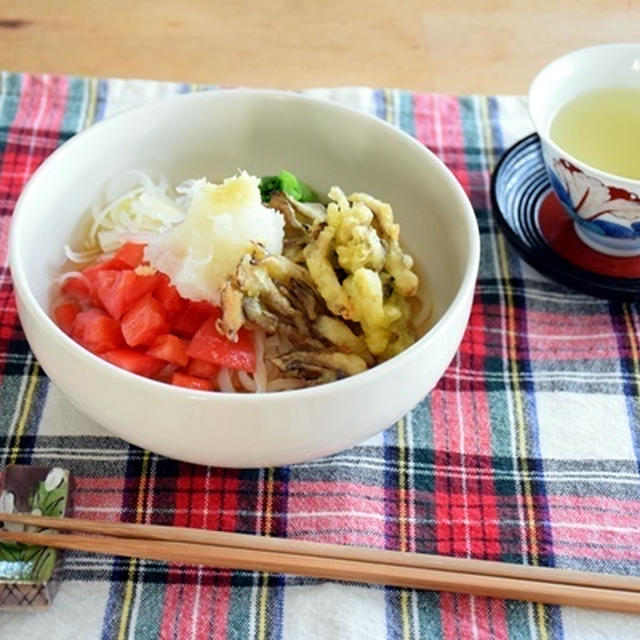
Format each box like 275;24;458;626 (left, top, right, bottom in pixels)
217;276;245;341
268;192;327;264
314;315;373;365
271;350;368;384
349;192;419;297
348;192;398;240
218;243;327;350
219;247;308;342
381;295;416;359
326;187;386;273
303;187;419;357
218;184;421;387
303;225;354;318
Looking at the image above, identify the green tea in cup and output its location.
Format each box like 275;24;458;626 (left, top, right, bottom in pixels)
528;44;640;256
549;87;640;180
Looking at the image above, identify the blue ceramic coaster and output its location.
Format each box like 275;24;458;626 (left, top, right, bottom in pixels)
491;134;640;301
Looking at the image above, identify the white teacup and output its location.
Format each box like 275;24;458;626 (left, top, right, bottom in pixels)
529;43;640;257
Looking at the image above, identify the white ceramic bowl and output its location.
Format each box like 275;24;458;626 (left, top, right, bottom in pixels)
529;43;640;256
9;89;479;468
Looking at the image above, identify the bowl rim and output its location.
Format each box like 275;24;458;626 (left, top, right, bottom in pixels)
9;87;480;403
528;42;640;186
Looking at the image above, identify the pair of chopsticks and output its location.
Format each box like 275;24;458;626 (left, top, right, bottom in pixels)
1;512;639;613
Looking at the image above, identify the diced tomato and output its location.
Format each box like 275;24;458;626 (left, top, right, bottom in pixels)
171;371;214;391
154;273;185;318
171;308;206;338
71;309;124;353
60;250;258;386
61;275;91;303
82;256;128;278
121;295;170;347
187;316;256;372
171;300;218;338
146;334;189;367
185;358;220;379
102;349;166;377
186;300;219;317
155;362;179;381
54;302;81;334
94;269;159;320
76;269;105;310
113;242;146;269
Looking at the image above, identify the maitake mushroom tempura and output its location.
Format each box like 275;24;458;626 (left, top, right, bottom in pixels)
53;170;428;392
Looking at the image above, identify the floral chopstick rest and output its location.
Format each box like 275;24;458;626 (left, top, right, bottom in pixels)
0;465;73;609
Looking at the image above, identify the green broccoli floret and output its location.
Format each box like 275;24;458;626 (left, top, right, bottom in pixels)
259;170;318;203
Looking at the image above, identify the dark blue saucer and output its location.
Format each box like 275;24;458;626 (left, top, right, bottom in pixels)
491;134;640;301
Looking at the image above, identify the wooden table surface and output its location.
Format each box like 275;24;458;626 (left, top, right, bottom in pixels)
0;0;639;94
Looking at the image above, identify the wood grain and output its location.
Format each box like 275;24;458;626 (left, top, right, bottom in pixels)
0;1;638;93
4;511;640;593
2;513;640;612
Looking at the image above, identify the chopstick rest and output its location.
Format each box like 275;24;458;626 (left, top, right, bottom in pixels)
0;465;73;609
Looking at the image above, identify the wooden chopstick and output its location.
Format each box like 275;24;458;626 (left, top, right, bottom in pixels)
2;512;638;592
1;513;639;612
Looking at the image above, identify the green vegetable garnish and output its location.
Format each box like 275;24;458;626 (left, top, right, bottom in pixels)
259;170;318;203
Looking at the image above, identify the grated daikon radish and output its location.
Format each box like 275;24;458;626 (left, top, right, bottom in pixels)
144;171;284;306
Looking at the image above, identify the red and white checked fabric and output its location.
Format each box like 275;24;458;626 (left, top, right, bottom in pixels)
0;74;639;639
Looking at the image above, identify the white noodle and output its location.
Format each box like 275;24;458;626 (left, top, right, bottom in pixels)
217;367;235;392
78;171;188;254
103;169;156;200
252;330;267;393
56;270;88;286
64;245;100;263
88;186;145;242
53;271;91;312
237;371;257;392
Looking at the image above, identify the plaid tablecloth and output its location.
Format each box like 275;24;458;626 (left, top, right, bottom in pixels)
1;73;639;639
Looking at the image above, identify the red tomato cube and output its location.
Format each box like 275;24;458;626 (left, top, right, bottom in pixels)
171;308;207;338
102;349;166;377
54;302;81;334
154;273;185;318
171;371;214;391
187;317;256;372
94;270;159;320
146;334;189;367
113;242;146;269
71;309;124;353
186;300;219;317
185;358;220;379
61;275;91;303
121;295;169;347
82;256;127;278
170;300;218;338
